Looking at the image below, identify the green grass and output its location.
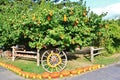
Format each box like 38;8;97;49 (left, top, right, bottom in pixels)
94;54;120;65
0;58;45;74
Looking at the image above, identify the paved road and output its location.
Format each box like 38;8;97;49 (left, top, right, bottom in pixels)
0;66;27;80
62;62;120;80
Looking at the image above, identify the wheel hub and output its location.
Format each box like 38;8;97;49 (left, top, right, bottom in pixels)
47;52;62;68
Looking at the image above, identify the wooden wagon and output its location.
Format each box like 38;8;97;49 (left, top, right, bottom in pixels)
11;45;67;73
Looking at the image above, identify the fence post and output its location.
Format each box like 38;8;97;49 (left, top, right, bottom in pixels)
37;49;40;66
90;47;94;62
12;46;15;61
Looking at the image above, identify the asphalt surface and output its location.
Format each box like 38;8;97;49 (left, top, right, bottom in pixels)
62;62;120;80
0;66;26;80
0;62;120;80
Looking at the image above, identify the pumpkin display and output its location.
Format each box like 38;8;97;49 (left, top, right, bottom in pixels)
0;61;104;79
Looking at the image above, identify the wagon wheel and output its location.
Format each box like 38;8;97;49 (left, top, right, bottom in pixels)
41;50;67;72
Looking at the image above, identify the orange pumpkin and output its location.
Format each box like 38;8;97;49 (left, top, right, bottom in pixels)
36;74;42;79
50;72;60;78
41;72;50;79
61;70;70;77
25;72;31;78
76;68;84;73
83;67;90;72
70;70;78;75
91;64;100;70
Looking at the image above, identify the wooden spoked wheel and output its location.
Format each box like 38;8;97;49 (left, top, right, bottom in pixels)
41;50;67;73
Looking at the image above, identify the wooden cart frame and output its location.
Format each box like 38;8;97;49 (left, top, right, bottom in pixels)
11;45;67;73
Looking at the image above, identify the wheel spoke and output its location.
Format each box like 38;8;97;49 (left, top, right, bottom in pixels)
58;64;63;70
55;67;58;71
43;55;47;58
43;63;48;66
45;51;50;55
46;66;50;71
62;59;67;61
60;54;64;57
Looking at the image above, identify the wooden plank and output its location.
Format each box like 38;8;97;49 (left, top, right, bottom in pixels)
92;48;104;51
93;52;103;56
15;51;36;54
15;54;37;59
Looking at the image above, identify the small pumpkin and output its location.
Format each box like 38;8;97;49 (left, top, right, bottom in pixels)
61;70;70;77
83;67;90;72
76;68;84;73
70;70;78;75
50;72;60;78
36;74;42;79
41;72;50;79
91;64;100;70
25;72;31;78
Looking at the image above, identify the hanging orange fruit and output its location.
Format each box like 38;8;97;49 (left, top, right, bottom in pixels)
83;10;86;16
98;32;101;36
63;14;67;22
22;15;26;19
60;34;64;39
47;15;51;21
32;14;36;21
74;19;79;26
37;19;41;24
69;10;73;15
71;40;75;44
105;24;109;29
49;10;53;16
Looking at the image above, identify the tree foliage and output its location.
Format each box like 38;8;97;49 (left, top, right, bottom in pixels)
0;0;112;52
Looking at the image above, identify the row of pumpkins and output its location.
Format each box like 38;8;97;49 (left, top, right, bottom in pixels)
0;62;104;79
